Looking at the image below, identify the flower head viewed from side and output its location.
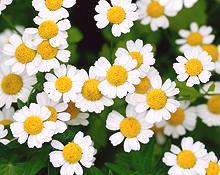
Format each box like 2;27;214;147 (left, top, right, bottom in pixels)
0;125;10;145
0;106;14;126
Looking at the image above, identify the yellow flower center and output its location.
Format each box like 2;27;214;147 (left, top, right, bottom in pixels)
38;20;59;40
187;32;203;46
62;143;82;163
37;40;58;60
151;125;163;134
82;79;102;101
45;0;63;11
47;106;57;121
147;89;167;110
147;1;164;18
107;6;126;24
15;44;36;64
129;52;143;68
135;77;151;94
206;162;220;175
207;95;220;114
24;116;44;135
168;108;185;126
1;74;23;95
66;102;80;119
202;44;219;62
0;119;13;125
185;58;203;76
55;76;72;93
177;150;197;169
120;117;141;138
106;65;128;86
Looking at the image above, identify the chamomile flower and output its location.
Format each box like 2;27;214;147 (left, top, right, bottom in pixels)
163;137;209;175
197;82;220;127
0;64;37;109
32;0;76;20
65;102;89;126
135;76;180;124
0;0;13;14
106;105;154;153
44;64;83;103
173;48;215;87
10;103;56;148
115;39;155;75
126;67;160;106
167;0;199;12
0;125;10;145
159;101;197;139
75;67;114;113
137;0;178;31
49;132;96;175
151;123;166;145
0;106;15;126
36;92;70;134
3;34;39;75
176;22;215;53
94;0;138;37
206;152;220;175
94;57;140;99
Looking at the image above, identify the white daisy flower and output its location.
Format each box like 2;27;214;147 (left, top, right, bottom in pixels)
3;34;40;75
49;131;96;175
159;101;197;139
163;137;209;175
126;67;160;106
137;0;178;31
167;0;199;12
176;22;215;53
0;0;13;14
24;16;71;48
75;67;114;113
115;39;155;75
206;152;220;175
36;92;70;134
32;0;76;21
65;102;89;126
173;48;215;87
197;82;220;127
0;125;10;145
10;103;56;148
0;106;15;126
151;123;166;145
94;56;140;99
44;64;83;103
106;105;154;153
94;0;138;37
0;64;37;109
135;75;180;124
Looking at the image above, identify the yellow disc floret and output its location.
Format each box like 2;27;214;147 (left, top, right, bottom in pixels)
168;108;185;126
62;143;82;163
185;58;203;76
129;52;143;68
135;77;151;94
66;102;80;119
147;89;167;110
177;150;197;169
24;116;44;135
37;40;58;60
206;161;220;175
151;125;163;134
202;44;219;62
82;79;102;101
187;32;203;46
15;44;36;64
107;6;126;24
47;106;58;121
120;117;141;138
55;76;72;93
1;74;23;95
45;0;63;11
106;65;128;86
147;1;164;18
0;119;13;126
207;95;220;114
38;20;59;39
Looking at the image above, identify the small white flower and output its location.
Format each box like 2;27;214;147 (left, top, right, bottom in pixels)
173;48;215;87
205;152;220;175
10;103;56;148
167;0;199;12
94;0;138;37
163;137;209;175
137;0;178;31
0;0;13;14
106;105;154;153
94;57;140;99
135;75;180;124
0;106;15;126
176;22;215;53
49;132;96;175
0;125;10;145
151;123;166;145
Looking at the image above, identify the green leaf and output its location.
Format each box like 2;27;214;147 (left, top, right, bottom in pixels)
208;83;215;92
68;27;83;43
17;99;26;109
85;167;103;175
0;162;26;175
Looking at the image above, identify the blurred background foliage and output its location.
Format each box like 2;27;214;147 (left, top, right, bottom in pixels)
0;0;220;174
